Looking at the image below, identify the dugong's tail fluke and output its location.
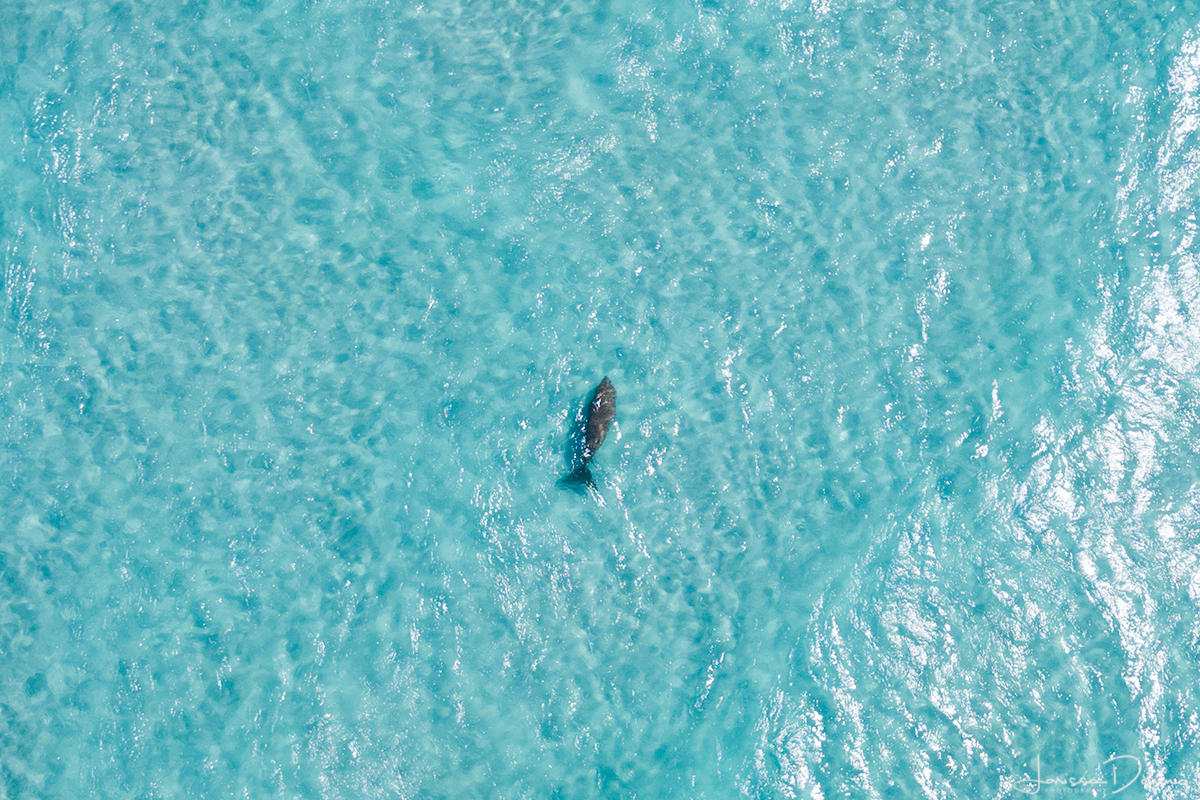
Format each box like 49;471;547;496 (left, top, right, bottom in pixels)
558;464;595;492
559;377;616;492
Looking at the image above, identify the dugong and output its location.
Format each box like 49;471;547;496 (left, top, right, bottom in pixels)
561;377;616;490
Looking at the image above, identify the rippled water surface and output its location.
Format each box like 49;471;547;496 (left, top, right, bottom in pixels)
4;1;1200;797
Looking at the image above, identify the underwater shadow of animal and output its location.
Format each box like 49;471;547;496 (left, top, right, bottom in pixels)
557;377;616;493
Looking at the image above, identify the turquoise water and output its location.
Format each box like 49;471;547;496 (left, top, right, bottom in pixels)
3;0;1200;796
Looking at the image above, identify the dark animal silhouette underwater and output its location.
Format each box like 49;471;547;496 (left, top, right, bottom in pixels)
559;377;616;491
